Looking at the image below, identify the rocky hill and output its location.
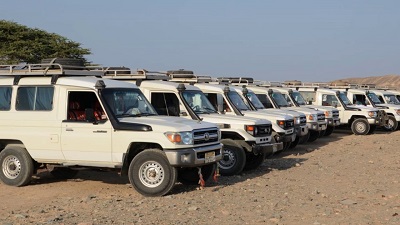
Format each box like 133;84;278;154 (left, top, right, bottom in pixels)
330;74;400;89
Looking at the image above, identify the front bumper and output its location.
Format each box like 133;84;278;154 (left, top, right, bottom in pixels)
277;132;296;143
164;143;223;167
307;121;327;131
326;118;341;127
295;124;309;137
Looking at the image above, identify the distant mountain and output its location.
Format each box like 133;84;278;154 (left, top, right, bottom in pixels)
330;74;400;89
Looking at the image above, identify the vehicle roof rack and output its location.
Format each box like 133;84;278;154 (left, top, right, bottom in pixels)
328;82;358;89
252;80;282;87
166;69;212;83
102;68;170;81
0;62;104;85
216;77;254;85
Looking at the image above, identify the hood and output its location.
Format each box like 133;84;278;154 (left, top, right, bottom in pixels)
118;116;217;132
241;110;293;121
301;105;338;113
199;113;271;126
258;108;304;117
347;105;379;112
285;106;323;116
376;103;400;110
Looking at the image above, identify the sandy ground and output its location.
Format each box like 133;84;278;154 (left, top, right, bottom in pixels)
1;128;399;225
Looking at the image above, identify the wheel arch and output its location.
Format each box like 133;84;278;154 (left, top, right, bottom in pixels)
120;142;163;176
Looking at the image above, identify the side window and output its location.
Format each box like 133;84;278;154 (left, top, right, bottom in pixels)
151;93;180;116
353;94;367;106
204;93;218;110
378;96;385;103
255;94;273;108
16;86;54;111
68;91;104;121
0;86;12;110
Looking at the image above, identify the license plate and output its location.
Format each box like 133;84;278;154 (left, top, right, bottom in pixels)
204;151;216;163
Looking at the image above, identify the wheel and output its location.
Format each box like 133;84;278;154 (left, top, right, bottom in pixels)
351;118;370;135
368;125;377;134
177;163;216;185
307;130;320;142
48;166;79;179
128;149;177;197
289;136;300;149
218;139;246;176
0;146;34;186
383;115;398;131
282;141;292;150
243;152;266;171
324;126;334;136
298;131;310;144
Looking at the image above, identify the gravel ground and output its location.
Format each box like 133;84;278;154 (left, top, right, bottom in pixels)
1;129;399;225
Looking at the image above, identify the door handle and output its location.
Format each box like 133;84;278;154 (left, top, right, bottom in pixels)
93;130;107;133
66;128;73;131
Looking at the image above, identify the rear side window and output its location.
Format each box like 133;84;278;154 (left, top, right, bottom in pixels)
16;86;54;111
0;86;12;110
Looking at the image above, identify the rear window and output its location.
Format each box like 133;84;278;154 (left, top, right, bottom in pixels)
16;86;54;111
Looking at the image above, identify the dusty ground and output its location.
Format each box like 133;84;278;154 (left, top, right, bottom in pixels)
1;128;400;225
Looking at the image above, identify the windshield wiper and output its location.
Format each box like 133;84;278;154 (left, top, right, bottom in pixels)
203;107;217;113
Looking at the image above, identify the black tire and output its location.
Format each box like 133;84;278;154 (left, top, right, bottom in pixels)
289;136;300;149
218;139;246;176
177;163;216;185
383;115;398;131
368;125;377;134
243;152;266;171
41;58;85;67
0;146;34;186
298;131;310;144
351;118;370;135
128;149;177;197
307;130;320;142
282;141;292;150
48;166;79;179
324;126;334;136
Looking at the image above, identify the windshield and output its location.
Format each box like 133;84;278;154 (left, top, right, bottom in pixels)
182;90;217;114
338;92;353;106
271;92;290;107
246;92;265;109
291;92;307;105
384;94;400;104
227;91;251;111
102;88;157;117
367;92;382;104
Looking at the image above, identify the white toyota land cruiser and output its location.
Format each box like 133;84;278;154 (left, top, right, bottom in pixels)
0;60;222;197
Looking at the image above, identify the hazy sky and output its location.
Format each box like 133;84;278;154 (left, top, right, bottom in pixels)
2;1;399;81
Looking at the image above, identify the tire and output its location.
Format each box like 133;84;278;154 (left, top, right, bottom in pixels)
0;147;34;186
351;118;370;135
177;163;216;185
318;129;326;137
243;152;266;171
128;149;177;197
282;141;292;150
298;131;310;144
289;136;300;149
218;139;246;176
307;130;320;142
41;58;85;67
324;126;334;136
48;166;79;179
382;115;398;131
368;125;377;134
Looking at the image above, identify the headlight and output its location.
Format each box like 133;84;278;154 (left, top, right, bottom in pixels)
308;114;317;121
324;111;332;118
277;120;285;129
165;131;193;145
368;111;377;118
245;125;258;136
396;109;400;116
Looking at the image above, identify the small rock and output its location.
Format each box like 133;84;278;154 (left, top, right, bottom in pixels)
340;199;357;205
188;206;198;211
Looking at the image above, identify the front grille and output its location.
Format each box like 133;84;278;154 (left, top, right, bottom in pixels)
300;116;307;126
193;128;219;145
332;110;340;118
285;119;294;129
317;113;325;122
255;124;272;137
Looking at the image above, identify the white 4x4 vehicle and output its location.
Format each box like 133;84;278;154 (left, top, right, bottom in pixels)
103;69;279;176
292;85;386;135
0;60;222;196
